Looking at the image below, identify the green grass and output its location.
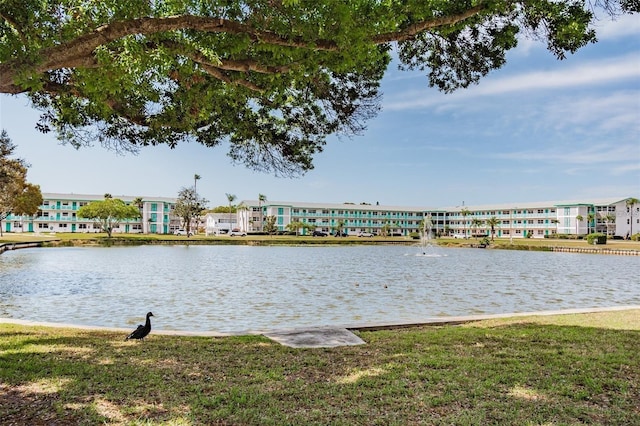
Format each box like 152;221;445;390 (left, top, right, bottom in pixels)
2;310;639;425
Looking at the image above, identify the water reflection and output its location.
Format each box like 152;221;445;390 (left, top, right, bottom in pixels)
0;245;638;332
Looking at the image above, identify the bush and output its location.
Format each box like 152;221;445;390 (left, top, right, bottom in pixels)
586;233;607;245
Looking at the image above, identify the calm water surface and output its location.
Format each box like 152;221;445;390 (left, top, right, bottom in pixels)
0;245;638;332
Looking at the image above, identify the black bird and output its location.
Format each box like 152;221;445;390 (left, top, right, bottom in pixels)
125;312;154;341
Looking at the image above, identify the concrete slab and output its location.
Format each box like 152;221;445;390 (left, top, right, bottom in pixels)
262;327;366;348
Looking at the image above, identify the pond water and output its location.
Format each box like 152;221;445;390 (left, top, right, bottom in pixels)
0;245;638;333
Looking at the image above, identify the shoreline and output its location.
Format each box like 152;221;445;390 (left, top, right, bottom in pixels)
2;235;640;256
3;306;639;337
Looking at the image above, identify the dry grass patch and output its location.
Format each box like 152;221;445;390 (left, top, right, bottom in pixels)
466;309;640;331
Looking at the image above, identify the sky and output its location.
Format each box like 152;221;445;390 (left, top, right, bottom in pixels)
1;13;639;209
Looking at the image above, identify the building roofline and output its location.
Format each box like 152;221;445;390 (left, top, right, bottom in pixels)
42;193;177;203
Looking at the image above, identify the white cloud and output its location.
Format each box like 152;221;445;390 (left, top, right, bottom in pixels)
384;53;640;111
474;54;639;94
593;14;640;40
540;90;640;133
493;143;639;166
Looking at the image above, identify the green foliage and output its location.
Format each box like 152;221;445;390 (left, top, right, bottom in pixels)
286;220;312;235
77;197;140;237
0;130;42;229
174;187;208;236
0;1;632;174
586;233;607;245
263;215;278;235
11;183;43;217
208;205;236;213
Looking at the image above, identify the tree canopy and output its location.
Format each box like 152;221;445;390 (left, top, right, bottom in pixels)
76;197;141;237
174;186;208;236
0;130;43;234
0;1;635;175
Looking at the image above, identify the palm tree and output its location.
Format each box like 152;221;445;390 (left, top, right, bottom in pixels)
471;218;483;239
626;197;639;238
132;197;144;233
334;219;345;236
104;193;112;199
587;212;595;235
237;202;248;231
575;214;583;236
258;193;267;232
600;212;614;236
460;208;470;238
194;174;201;193
226;193;236;232
485;216;500;241
286;220;305;235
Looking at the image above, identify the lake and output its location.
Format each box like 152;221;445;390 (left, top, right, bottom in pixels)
1;245;638;333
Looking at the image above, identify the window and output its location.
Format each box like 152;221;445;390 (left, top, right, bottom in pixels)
79;224;87;229
59;223;67;228
43;201;50;206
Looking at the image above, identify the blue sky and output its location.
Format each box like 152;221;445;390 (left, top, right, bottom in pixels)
1;13;639;209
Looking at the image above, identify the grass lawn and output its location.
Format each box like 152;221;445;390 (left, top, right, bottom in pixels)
1;310;639;425
3;231;640;251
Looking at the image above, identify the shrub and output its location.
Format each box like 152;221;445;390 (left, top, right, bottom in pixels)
586;233;607;245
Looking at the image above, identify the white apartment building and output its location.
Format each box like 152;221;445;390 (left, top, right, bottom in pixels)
203;212;238;235
3;194;638;239
3;193;180;235
237;197;638;239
